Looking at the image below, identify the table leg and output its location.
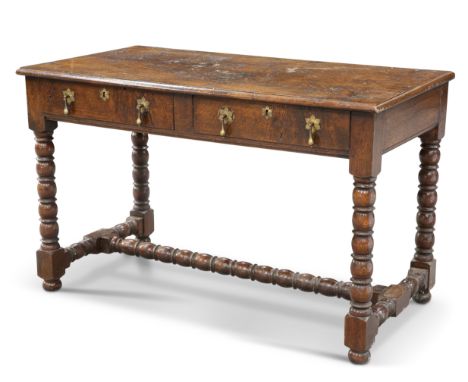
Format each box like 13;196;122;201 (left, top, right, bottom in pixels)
345;176;379;364
129;132;154;241
411;131;441;303
35;128;68;291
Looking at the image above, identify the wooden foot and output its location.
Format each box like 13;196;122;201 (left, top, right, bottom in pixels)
411;130;441;303
345;176;379;364
413;290;432;304
348;350;370;365
42;279;62;291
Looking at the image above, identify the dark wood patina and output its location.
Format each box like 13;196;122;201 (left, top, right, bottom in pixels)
17;46;454;364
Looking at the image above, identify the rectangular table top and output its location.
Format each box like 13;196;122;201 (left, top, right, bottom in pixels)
17;46;454;113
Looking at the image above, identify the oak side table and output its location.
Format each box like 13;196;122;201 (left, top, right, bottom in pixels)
17;46;454;364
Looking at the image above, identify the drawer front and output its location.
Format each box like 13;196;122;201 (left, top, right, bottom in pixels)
40;79;174;130
193;97;349;152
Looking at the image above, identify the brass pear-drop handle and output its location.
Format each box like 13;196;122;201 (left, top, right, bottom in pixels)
136;97;150;126
218;106;234;137
305;114;321;146
62;89;75;115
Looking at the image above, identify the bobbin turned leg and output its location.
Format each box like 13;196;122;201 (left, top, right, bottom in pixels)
411;130;441;304
345;177;379;364
35;127;69;291
129;132;154;241
344;112;382;364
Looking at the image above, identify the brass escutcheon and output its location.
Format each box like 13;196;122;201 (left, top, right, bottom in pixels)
62;88;75;115
304;114;321;145
99;88;110;101
262;106;273;119
218;106;234;136
136;97;150;126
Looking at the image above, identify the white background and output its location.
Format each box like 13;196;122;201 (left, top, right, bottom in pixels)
1;0;467;380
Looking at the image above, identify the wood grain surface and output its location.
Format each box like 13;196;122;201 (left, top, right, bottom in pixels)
17;46;454;112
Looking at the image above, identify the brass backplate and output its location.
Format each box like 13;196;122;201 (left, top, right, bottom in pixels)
218;106;234;125
262;106;273;119
99;88;110;101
